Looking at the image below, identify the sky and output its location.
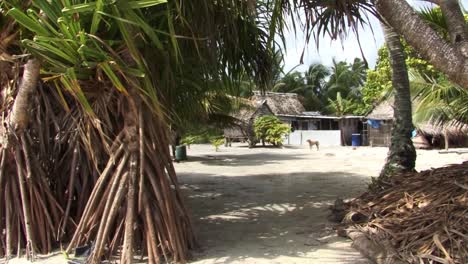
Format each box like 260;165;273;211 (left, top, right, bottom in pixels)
282;0;468;73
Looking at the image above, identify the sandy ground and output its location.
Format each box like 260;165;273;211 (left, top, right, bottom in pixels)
4;144;467;264
176;144;468;264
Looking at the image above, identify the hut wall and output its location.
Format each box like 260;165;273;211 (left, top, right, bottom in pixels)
285;130;341;146
224;102;273;142
340;119;361;146
223;126;245;139
368;120;392;147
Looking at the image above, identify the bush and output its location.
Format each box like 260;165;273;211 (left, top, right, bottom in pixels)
253;115;291;146
182;127;224;144
180;136;196;148
210;138;224;151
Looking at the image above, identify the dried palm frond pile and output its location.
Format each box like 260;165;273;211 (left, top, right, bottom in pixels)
344;162;468;264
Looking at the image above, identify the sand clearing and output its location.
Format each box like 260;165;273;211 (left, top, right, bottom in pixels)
176;144;467;264
5;144;467;263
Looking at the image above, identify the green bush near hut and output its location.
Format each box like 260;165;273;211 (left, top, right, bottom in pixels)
254;115;291;147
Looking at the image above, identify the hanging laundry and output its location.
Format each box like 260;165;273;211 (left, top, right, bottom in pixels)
367;119;381;129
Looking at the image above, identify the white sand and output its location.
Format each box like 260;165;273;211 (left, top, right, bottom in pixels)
176;144;467;264
4;144;467;263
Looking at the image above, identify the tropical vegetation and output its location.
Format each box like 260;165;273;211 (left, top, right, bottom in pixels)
362;7;468;149
0;0;467;263
254;115;291;147
272;58;368;116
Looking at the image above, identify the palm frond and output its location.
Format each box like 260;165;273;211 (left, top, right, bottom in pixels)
410;71;468;128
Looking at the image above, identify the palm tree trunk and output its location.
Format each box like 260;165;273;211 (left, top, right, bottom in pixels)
438;0;468;56
375;0;468;88
379;24;416;179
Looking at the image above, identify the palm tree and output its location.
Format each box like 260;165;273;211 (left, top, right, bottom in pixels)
1;1;275;262
327;92;353;145
269;0;468;87
305;63;330;96
379;23;416;179
325;58;367;101
326;59;353;100
411;72;468;144
273;69;326;111
409;7;468;150
373;0;468;88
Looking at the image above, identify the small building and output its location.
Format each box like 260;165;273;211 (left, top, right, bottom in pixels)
417;122;468;149
366;101;394;147
224;91;367;147
252;91;305;125
289;112;365;146
223;99;273;146
366;100;468;148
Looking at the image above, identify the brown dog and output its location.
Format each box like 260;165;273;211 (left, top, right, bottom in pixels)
306;139;319;150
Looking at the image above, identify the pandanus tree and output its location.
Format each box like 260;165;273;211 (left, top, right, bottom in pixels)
0;0;274;262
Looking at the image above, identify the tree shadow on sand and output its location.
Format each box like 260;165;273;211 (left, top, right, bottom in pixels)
181;152;322;167
178;171;371;263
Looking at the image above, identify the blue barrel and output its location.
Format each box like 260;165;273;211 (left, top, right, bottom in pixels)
351;134;361;146
175;145;187;161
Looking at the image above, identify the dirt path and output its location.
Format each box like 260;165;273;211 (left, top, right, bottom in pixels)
176;144;468;264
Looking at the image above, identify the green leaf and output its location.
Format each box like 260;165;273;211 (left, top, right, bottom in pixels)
57;17;75;39
99;62;129;95
77;45;107;61
32;0;61;26
91;0;104;34
6;8;51;36
127;0;167;9
121;67;146;78
62;2;97;14
113;5;163;49
25;40;78;65
62;69;95;117
62;0;167;14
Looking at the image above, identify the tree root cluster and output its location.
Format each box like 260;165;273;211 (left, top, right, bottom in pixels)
0;61;196;262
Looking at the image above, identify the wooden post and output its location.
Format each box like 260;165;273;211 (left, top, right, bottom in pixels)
444;129;449;150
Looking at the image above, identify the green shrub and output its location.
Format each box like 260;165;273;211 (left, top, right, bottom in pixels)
254;115;291;147
182;127;224;144
210;138;224;151
181;136;196;148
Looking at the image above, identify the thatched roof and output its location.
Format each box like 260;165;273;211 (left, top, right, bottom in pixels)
416;121;468;137
366;100;394;120
224;98;274;138
231;98;272;123
252;91;305;116
368;99;468;137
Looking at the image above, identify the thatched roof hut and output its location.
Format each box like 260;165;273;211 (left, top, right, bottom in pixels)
416;121;468;137
366;100;468;148
252;91;305;117
224;92;305;145
223;98;273;141
366;100;394;120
